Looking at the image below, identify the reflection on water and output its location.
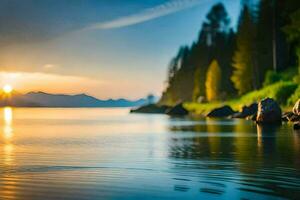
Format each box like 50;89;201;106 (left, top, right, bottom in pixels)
3;107;13;139
2;107;14;166
0;108;298;200
256;124;279;157
1;107;17;199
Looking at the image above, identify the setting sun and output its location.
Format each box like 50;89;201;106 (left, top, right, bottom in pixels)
3;85;13;94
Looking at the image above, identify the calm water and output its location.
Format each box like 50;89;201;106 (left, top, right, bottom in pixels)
0;107;299;200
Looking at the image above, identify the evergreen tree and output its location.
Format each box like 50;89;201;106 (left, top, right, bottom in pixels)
284;9;300;73
159;46;195;105
206;60;221;101
192;3;235;101
205;3;231;46
274;0;300;70
231;5;257;95
160;3;234;105
256;0;273;84
159;0;300;106
256;0;299;75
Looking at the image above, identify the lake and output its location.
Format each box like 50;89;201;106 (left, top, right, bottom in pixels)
0;107;299;200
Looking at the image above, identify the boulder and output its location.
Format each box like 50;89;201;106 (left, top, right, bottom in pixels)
288;114;300;122
206;105;236;118
282;112;294;122
292;99;300;116
256;98;282;124
281;111;300;122
231;103;258;118
130;104;170;114
166;103;189;116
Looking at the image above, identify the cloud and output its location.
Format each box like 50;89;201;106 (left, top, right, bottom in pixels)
87;0;204;30
0;0;206;44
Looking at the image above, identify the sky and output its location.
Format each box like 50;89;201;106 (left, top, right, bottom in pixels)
0;0;241;99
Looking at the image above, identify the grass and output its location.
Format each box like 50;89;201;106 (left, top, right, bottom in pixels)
185;81;298;115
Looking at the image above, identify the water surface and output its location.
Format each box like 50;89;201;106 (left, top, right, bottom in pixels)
0;107;299;200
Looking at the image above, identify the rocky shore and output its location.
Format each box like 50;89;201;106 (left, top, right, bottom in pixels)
131;98;300;130
130;103;188;116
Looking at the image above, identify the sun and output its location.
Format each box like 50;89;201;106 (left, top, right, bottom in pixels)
3;85;13;94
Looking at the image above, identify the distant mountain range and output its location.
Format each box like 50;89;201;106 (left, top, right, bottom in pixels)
0;91;148;107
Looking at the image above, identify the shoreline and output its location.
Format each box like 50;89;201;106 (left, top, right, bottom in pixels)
131;97;300;130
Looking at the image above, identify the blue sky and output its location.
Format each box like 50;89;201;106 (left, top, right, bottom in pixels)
0;0;241;99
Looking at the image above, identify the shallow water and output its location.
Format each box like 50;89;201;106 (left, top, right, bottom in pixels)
0;107;299;200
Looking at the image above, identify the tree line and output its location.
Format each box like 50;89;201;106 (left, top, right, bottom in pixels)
159;0;300;105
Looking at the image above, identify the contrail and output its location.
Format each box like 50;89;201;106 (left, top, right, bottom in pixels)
86;0;206;30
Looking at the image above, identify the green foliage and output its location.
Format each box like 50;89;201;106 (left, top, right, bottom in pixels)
159;46;195;105
239;81;297;105
255;0;273;80
264;68;299;86
231;6;257;95
192;68;201;102
293;75;300;83
284;9;300;43
160;3;235;105
161;1;300;106
298;49;300;74
205;60;221;101
263;71;282;86
280;67;299;80
186;81;298;115
284;9;300;73
288;85;300;105
274;84;298;105
184;102;226;115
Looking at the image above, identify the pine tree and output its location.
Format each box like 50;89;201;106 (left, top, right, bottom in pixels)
231;6;257;95
159;46;195;105
205;60;221;101
284;9;300;74
256;0;273;84
192;3;235;101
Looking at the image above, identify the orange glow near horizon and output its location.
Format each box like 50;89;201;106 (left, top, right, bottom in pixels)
0;71;161;99
0;71;105;97
3;84;13;94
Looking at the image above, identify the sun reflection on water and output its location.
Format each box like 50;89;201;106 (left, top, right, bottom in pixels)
2;107;14;166
4;107;12;122
1;107;17;199
3;107;13;139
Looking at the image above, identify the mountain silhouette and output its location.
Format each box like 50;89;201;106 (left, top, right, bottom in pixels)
0;91;147;107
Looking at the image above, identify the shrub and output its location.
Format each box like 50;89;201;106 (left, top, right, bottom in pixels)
274;83;298;104
288;86;300;105
263;71;281;86
240;81;297;105
263;68;299;87
293;75;300;84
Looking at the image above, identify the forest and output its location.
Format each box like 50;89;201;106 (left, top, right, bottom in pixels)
159;0;300;111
